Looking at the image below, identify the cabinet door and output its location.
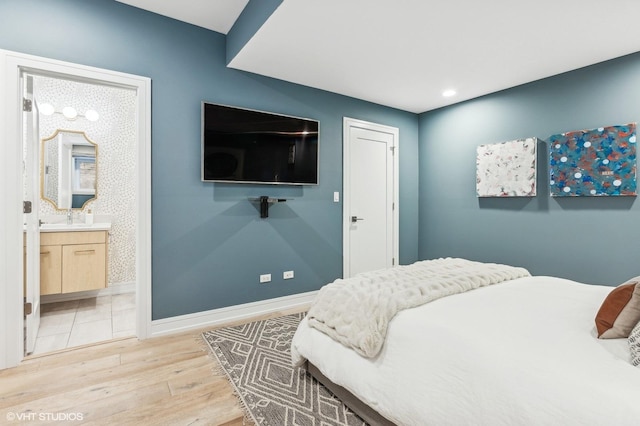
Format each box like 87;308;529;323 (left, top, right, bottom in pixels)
40;245;62;295
62;243;106;293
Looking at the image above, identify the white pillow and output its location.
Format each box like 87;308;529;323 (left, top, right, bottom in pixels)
630;320;640;367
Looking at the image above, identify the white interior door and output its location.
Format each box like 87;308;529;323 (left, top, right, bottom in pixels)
23;73;41;355
343;118;399;278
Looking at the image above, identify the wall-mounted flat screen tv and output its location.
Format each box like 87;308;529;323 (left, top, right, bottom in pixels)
201;102;319;185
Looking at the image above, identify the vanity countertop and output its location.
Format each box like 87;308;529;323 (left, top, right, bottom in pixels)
39;222;111;232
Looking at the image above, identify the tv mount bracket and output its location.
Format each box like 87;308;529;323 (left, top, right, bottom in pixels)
249;196;289;218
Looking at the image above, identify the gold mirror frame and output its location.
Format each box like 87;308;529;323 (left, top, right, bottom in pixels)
41;129;98;211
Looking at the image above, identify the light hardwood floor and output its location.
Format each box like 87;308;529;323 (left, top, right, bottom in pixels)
0;308;306;425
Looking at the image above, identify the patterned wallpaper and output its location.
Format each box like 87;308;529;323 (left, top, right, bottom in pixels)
34;76;137;285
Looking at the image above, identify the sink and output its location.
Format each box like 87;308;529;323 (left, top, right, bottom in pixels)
41;223;90;229
39;222;111;232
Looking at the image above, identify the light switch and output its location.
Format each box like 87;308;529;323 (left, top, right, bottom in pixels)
333;192;340;202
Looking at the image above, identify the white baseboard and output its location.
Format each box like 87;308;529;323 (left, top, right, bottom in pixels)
150;290;318;338
41;281;135;304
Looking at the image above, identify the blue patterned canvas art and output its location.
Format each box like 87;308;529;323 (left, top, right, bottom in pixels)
549;123;637;197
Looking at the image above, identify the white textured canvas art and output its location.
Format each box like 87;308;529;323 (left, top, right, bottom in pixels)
476;137;537;197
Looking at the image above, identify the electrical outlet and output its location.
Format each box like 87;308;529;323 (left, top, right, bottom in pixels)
260;274;271;283
283;270;294;280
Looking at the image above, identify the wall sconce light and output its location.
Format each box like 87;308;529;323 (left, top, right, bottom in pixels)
62;106;78;120
39;103;99;122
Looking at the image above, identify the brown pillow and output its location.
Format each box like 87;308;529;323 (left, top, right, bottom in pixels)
595;278;640;339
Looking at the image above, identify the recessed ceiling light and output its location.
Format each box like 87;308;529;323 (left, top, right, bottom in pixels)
442;89;457;98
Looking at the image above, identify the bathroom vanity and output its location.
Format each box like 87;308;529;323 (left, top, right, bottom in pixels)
35;129;110;295
39;223;110;295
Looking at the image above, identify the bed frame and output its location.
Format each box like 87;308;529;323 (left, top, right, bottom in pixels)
305;362;397;426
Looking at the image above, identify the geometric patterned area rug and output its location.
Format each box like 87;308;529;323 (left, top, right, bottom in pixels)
202;312;367;426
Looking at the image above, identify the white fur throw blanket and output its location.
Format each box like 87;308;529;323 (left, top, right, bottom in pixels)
306;258;531;358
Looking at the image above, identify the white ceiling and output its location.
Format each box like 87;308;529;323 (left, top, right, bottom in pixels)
117;0;640;113
115;0;249;34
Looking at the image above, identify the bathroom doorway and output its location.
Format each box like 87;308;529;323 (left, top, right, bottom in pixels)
26;73;138;355
0;50;151;369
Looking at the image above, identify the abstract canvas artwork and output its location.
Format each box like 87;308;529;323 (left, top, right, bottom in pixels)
549;123;637;197
476;137;537;197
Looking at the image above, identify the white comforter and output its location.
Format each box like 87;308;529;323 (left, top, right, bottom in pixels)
307;258;530;358
291;276;639;426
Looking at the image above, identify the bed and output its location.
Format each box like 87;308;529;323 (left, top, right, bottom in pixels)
291;258;640;426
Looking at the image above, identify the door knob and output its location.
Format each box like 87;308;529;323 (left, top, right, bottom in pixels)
351;216;364;223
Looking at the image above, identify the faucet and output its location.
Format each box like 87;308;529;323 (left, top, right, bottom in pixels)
67;209;73;225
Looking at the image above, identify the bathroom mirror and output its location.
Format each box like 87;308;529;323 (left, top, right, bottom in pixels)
41;129;98;210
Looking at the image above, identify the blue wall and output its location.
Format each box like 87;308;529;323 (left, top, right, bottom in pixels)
419;53;640;286
0;0;419;319
226;0;282;64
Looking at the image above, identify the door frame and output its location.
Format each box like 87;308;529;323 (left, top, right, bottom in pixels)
23;73;42;354
0;49;152;369
342;117;399;278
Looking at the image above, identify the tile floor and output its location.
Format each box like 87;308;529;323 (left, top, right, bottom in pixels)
32;293;136;355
